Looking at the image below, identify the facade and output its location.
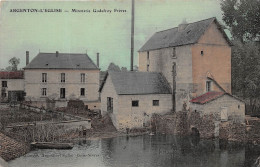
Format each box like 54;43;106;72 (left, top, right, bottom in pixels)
100;72;172;131
24;52;100;109
0;71;25;102
138;17;232;112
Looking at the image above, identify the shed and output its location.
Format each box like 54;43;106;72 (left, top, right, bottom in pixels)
100;71;172;131
189;91;245;123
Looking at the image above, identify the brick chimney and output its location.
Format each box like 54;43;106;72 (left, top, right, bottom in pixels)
56;51;59;57
96;52;99;68
26;51;29;65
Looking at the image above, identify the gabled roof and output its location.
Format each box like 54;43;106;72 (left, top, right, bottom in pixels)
100;71;172;95
139;17;232;52
24;52;99;70
190;91;244;105
0;71;24;79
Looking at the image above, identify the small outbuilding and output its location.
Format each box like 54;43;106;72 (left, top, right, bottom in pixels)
190;91;245;123
99;71;172;131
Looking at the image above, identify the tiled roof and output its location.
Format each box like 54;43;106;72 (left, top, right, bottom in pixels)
101;72;172;95
24;52;99;70
190;91;225;104
139;17;231;52
0;71;24;79
0;132;29;161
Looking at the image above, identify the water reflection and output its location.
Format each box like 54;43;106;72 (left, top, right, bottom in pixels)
9;135;260;167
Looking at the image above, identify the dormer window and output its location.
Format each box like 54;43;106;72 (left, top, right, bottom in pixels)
206;81;211;92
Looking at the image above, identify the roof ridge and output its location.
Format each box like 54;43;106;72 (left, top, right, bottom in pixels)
155;17;216;34
39;52;88;55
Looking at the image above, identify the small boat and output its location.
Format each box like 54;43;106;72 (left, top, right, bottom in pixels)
31;142;73;149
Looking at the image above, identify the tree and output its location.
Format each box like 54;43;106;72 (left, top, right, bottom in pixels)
107;63;121;72
221;0;260;42
231;40;260;114
6;57;20;71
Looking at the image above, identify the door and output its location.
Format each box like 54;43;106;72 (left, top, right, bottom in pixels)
221;107;228;121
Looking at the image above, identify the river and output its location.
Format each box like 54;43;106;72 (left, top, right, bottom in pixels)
9;135;260;167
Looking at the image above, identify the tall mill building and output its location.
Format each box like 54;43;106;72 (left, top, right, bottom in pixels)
138;17;232;112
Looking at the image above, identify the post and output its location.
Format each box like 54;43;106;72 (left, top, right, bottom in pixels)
130;0;135;71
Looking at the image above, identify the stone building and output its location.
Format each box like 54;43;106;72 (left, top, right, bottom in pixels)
99;71;172;130
138;17;232;112
24;52;100;109
0;71;25;103
189;91;245;137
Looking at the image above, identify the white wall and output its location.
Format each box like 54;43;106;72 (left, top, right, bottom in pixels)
24;69;99;102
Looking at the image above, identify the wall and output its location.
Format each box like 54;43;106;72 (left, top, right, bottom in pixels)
116;94;172;131
192;22;231;96
138;45;193;112
189;95;245;138
100;75;119;128
24;69;100;103
0;79;24;101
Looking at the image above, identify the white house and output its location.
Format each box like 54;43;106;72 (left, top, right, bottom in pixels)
24;51;100;109
99;71;172;131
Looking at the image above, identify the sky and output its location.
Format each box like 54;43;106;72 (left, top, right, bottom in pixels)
0;0;224;70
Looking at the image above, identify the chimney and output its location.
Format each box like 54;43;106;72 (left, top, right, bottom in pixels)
26;51;29;65
96;52;99;68
178;19;188;31
56;51;59;57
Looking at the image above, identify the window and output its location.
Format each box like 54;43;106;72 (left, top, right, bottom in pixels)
107;97;113;112
2;81;7;88
80;88;85;96
41;88;47;96
60;88;65;98
206;81;211;92
61;73;65;82
172;48;176;58
147;51;149;60
153;100;159;106
147;64;149;72
132;100;139;107
42;73;47;82
1;93;6;98
201;50;204;56
81;73;85;83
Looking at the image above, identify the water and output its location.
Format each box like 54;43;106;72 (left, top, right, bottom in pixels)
9;135;260;167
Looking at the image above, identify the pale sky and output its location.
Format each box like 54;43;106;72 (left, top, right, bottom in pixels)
0;0;224;70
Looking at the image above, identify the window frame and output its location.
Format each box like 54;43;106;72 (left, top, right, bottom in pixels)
107;97;113;112
153;100;159;106
132;100;139;107
60;88;66;99
80;88;85;96
61;73;65;83
41;88;47;96
2;81;7;88
42;73;47;83
81;73;85;83
206;81;211;92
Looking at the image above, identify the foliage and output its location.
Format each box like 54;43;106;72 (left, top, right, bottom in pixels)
5;57;20;71
231;40;260;114
220;0;260;42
